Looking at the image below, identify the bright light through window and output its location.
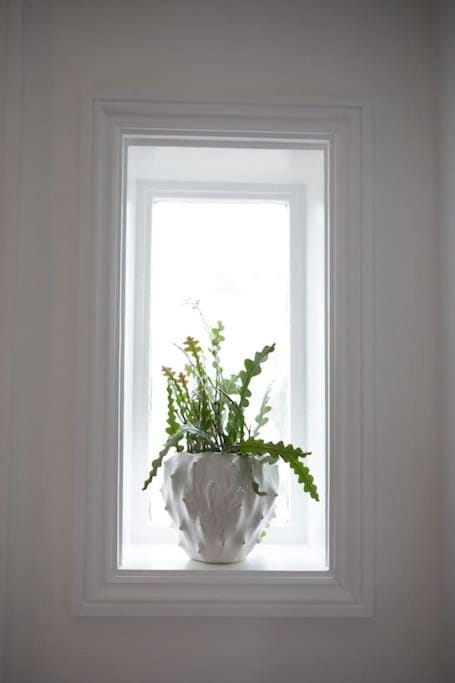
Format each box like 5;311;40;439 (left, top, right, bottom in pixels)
148;198;292;529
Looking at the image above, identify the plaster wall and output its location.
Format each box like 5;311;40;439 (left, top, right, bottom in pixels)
439;1;455;679
2;1;442;681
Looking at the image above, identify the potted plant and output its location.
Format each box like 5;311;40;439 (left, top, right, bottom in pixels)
143;314;319;564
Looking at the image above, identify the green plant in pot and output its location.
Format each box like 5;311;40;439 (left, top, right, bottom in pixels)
143;313;319;564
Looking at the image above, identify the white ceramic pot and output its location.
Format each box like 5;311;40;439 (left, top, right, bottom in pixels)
162;452;279;564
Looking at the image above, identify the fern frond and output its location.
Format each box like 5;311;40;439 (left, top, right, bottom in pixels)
162;366;189;428
228;344;275;441
183;336;202;359
165;380;180;437
237;438;319;501
142;424;214;491
222;374;240;394
252;384;273;438
210;320;225;373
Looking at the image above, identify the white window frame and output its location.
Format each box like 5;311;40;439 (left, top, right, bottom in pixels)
73;95;374;617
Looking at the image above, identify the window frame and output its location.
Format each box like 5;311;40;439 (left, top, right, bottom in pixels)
73;95;374;617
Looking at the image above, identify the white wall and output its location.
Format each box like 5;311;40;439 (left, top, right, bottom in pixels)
2;1;443;681
0;0;9;676
439;1;455;679
0;1;21;680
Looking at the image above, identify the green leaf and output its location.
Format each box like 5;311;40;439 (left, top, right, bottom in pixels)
252;384;273;438
238;344;275;411
238;438;319;501
228;344;275;441
222;374;240;395
164;378;180;437
183;336;202;358
142;424;213;491
239;438;311;459
210;320;225;372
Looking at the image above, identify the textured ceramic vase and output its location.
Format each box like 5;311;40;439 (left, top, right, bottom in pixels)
162;452;279;564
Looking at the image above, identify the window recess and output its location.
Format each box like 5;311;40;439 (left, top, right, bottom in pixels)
122;144;327;571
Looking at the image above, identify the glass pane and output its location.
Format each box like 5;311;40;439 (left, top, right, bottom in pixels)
147;198;291;528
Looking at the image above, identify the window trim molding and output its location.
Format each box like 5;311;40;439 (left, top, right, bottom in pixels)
73;94;374;617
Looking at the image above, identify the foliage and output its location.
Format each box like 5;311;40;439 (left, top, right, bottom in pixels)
142;308;319;502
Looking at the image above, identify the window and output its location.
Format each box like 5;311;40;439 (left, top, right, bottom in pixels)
121;145;327;570
74;97;373;617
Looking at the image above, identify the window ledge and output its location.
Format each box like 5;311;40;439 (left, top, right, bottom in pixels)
121;543;327;572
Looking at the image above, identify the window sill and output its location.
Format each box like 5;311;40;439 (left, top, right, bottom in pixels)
73;541;368;619
121;543;327;572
